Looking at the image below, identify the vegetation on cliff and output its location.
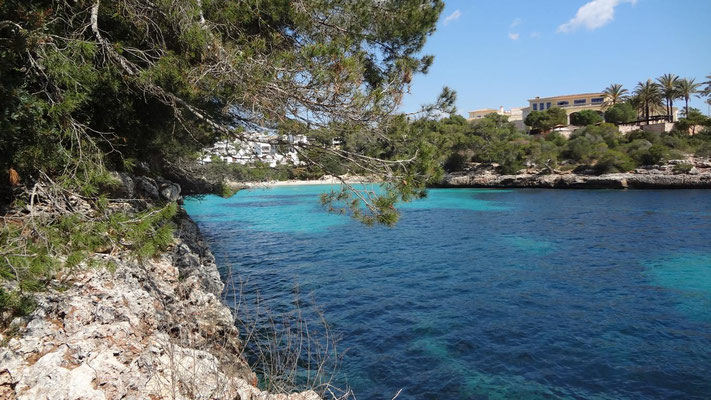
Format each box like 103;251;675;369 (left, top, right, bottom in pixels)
0;0;450;217
427;113;711;176
0;0;451;348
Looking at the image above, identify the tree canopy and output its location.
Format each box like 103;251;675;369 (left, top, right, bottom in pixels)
570;110;603;126
524;107;568;132
0;0;447;224
604;103;637;124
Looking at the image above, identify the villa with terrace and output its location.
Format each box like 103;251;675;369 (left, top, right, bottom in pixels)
470;91;679;135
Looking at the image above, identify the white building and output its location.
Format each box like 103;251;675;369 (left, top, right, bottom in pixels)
468;106;526;130
199;132;308;167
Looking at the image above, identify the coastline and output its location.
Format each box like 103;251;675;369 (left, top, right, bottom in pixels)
225;161;711;192
0;177;321;400
440;171;711;190
237;175;378;188
439;160;711;190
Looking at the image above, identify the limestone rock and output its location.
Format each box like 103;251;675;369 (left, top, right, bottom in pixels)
1;212;322;400
108;172;135;198
156;177;182;202
442;167;711;189
135;176;160;200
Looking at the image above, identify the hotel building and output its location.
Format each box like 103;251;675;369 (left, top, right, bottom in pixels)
521;93;607;125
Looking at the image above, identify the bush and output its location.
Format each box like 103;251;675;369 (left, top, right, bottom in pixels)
673;163;693;173
526;140;559;171
497;141;528;174
0;288;37;323
0;201;178;326
695;142;711;157
637;144;669;165
594;150;637;174
565;135;608;163
604;103;637;124
443;152;468;172
571;124;623;148
674;119;693;134
524;108;568;132
661;134;688;151
570;110;603;126
627;130;661;145
219;183;241;198
545;132;567;146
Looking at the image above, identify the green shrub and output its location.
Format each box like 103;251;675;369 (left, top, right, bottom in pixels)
524;108;568;131
565;135;608;163
570;110;603;126
443;152;468;172
0;288;37;323
674;119;693;134
526;140;559;171
559;164;577;172
636;144;669;165
661;134;688;150
219;183;241;199
604;103;637;124
0;201;178;325
496;142;527;174
694;142;711;157
627;130;661;145
594;150;637;174
667;149;686;161
570;124;622;148
673;163;693;173
545;132;567;146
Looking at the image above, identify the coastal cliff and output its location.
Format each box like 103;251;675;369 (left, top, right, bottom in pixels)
441;159;711;189
0;176;320;400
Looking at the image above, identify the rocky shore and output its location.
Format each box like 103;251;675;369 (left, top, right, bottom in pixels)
441;159;711;189
0;175;320;400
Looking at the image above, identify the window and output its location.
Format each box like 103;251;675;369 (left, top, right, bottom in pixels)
546;102;552;109
540;103;545;110
533;104;538;111
591;98;604;104
574;99;587;105
557;101;569;106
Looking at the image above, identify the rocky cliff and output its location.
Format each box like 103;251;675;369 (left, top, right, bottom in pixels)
441;160;711;189
0;175;320;400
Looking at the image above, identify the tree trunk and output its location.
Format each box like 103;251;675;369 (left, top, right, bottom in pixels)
645;103;650;124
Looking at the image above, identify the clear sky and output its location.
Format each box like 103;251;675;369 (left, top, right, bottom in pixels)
400;0;711;116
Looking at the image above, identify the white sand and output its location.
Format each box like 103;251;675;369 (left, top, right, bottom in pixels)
239;176;378;188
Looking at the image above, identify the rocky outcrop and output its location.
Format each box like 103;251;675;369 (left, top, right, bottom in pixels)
0;184;320;400
108;172;184;203
442;161;711;189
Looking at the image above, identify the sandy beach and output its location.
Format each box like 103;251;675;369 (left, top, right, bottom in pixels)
240;176;378;188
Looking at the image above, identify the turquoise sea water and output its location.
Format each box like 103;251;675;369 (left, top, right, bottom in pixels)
185;186;711;399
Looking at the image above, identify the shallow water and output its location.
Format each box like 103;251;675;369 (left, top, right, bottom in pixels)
185;187;711;399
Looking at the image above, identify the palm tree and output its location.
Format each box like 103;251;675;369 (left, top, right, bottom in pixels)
634;79;663;123
676;78;702;118
603;83;629;106
627;94;643;119
701;74;711;97
656;73;680;121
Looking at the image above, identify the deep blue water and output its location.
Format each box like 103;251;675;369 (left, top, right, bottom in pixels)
184;186;711;399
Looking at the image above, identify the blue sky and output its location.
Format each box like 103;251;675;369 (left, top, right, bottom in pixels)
400;0;711;116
